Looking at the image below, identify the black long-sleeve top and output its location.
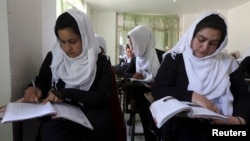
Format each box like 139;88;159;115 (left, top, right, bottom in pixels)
239;56;250;78
33;51;115;131
35;51;112;109
152;53;250;124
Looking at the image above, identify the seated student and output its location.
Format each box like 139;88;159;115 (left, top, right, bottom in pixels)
23;8;117;141
120;44;134;64
115;44;135;76
152;11;250;141
123;25;164;141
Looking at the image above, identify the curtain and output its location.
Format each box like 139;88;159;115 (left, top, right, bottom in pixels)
57;0;85;15
121;13;180;51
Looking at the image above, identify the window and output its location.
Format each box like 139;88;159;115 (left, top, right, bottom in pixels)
57;0;85;15
117;13;180;52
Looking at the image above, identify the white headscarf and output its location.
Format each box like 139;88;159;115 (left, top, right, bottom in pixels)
95;34;107;55
164;11;238;115
50;9;100;91
128;25;160;82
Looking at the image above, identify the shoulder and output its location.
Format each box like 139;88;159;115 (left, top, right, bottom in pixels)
46;51;53;58
43;51;53;62
163;53;183;62
97;54;111;65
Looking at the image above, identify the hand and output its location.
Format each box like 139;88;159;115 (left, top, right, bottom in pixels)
191;92;220;113
41;91;62;104
133;72;143;79
212;116;246;125
24;86;42;103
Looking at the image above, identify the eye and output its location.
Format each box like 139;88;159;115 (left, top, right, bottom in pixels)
209;41;220;46
69;40;77;44
59;40;66;45
196;36;206;42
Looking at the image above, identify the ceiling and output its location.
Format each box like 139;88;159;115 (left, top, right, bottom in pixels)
86;0;250;15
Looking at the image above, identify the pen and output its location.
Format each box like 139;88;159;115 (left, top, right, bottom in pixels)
32;79;38;104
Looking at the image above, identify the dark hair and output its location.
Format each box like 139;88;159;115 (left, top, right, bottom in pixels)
125;44;130;49
193;14;227;46
54;12;81;38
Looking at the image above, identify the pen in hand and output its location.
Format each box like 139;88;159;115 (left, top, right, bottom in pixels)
32;79;38;104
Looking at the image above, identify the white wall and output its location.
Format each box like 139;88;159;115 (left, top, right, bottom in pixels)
228;2;250;58
93;11;117;65
2;0;56;141
181;10;228;35
41;0;57;59
2;0;250;140
0;0;13;140
7;0;43;101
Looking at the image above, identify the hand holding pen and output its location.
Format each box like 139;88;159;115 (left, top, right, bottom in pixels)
23;79;42;103
32;80;38;103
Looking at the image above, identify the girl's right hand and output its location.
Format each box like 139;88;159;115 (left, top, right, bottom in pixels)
192;92;220;114
24;86;42;103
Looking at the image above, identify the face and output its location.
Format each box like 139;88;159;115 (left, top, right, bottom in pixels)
126;47;133;58
57;28;82;58
191;28;221;58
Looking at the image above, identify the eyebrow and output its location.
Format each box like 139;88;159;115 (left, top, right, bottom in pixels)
196;34;220;42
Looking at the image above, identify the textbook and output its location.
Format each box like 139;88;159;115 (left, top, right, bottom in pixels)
149;96;229;128
1;102;93;130
129;78;152;88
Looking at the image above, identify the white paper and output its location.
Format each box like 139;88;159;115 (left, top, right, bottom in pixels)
52;103;93;130
1;102;56;123
1;102;93;130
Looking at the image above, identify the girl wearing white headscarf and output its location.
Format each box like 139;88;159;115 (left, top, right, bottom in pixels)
124;25;164;141
23;9;117;141
127;25;161;82
152;11;250;141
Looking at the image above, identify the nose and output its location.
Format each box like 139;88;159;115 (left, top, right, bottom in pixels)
201;42;210;51
64;43;72;51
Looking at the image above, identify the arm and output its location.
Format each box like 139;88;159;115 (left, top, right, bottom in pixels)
230;67;250;124
152;54;193;101
24;52;53;102
122;56;136;78
52;55;113;108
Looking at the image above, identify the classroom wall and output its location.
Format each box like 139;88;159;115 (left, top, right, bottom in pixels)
228;1;250;58
93;11;117;65
0;0;13;140
2;1;250;141
1;0;56;141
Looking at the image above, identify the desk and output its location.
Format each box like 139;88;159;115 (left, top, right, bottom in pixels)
119;81;146;113
120;81;150;141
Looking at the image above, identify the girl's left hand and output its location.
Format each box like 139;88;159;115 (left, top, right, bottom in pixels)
41;91;62;104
